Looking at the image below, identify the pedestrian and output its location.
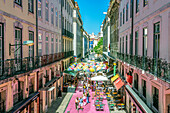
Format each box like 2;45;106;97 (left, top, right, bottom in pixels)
79;96;83;110
75;97;79;110
83;94;86;106
83;84;86;94
86;91;90;103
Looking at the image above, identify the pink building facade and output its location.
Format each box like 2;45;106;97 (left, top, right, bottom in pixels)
118;0;170;113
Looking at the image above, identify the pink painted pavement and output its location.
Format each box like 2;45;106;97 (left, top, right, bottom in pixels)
65;89;110;113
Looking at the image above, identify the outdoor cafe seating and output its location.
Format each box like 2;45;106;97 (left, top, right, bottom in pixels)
117;103;125;110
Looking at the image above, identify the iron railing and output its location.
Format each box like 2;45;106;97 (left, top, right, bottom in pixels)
62;28;74;38
0;51;74;80
116;52;170;82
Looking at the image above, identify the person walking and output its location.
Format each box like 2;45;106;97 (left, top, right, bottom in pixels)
75;97;79;110
79;96;83;110
83;94;86;106
86;91;90;103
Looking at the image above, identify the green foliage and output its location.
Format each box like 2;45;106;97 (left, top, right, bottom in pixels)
94;37;103;54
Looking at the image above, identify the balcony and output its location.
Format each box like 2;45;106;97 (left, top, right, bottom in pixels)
117;52;170;82
0;51;73;80
62;28;74;39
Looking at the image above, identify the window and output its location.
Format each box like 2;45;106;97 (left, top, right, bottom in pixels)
38;34;42;56
65;0;66;10
51;7;54;24
120;12;122;26
130;33;133;55
56;38;58;53
51;36;54;54
56;10;58;27
15;28;22;70
38;0;42;18
142;79;146;98
143;0;148;7
123;8;125;24
126;35;128;54
135;31;138;55
126;3;129;21
29;31;34;57
59;12;61;28
136;0;139;13
28;0;34;13
122;37;124;53
152;86;159;110
130;0;132;18
143;27;147;56
45;1;49;21
46;36;48;55
120;38;121;53
15;0;22;6
153;22;160;58
134;73;138;90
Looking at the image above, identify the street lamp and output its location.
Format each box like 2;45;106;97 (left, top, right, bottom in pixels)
9;40;34;55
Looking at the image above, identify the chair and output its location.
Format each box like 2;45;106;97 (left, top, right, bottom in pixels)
100;106;104;111
96;105;100;111
110;105;114;111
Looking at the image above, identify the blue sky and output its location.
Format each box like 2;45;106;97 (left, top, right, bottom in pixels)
76;0;110;35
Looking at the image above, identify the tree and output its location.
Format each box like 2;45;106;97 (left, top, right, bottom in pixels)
94;37;103;55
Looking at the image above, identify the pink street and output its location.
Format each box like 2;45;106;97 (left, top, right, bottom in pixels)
65;89;110;113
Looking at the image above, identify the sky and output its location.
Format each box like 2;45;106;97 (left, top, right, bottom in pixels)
76;0;110;35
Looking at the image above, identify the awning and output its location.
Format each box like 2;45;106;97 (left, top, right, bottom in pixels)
125;85;153;113
48;86;55;91
114;78;124;90
63;70;77;77
111;74;119;82
8;92;39;113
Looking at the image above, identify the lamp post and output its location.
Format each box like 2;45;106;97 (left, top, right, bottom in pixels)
9;40;34;55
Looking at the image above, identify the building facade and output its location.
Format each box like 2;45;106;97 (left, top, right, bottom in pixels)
103;15;110;55
89;32;96;50
0;0;72;113
38;0;63;112
0;0;39;112
117;0;170;113
83;30;90;58
108;0;120;59
61;0;74;70
73;2;83;61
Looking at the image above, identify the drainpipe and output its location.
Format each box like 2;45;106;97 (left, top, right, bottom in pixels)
131;0;134;55
36;1;40;113
36;0;38;57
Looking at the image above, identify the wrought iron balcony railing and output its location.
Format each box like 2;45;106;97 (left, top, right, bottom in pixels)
117;52;170;82
62;28;74;38
0;51;74;80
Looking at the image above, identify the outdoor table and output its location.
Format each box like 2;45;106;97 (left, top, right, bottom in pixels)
117;103;125;110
